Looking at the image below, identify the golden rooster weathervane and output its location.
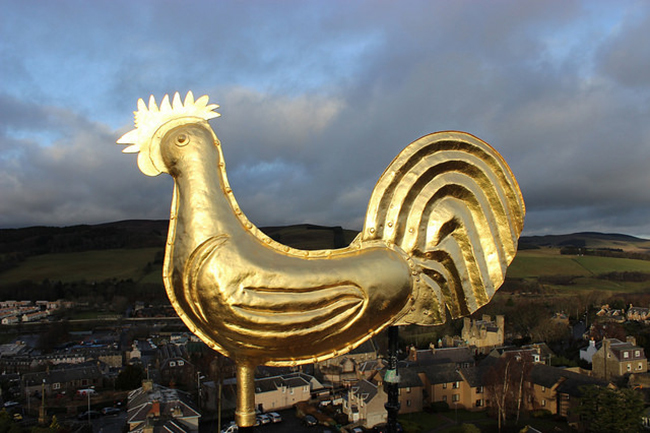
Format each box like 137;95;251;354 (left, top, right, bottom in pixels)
118;91;525;428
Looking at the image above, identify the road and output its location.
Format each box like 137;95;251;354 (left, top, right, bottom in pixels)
200;409;338;433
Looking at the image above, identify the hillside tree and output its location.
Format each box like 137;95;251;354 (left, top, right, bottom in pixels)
576;385;644;433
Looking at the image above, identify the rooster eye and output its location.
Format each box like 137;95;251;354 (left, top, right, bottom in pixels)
175;133;190;146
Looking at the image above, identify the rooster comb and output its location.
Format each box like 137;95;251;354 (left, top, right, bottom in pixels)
117;91;220;153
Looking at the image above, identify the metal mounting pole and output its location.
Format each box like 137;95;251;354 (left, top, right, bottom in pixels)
236;360;257;433
385;326;400;433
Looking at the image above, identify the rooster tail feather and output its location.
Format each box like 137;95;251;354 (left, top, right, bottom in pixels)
360;131;525;325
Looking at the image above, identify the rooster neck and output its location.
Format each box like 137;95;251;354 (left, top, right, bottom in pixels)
165;137;247;268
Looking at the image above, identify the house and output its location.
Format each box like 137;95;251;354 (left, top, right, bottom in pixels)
127;379;200;433
592;337;647;380
157;344;195;388
1;316;19;325
254;372;320;412
22;364;104;397
488;345;551;365
374;366;424;414
342;379;387;428
418;363;466;408
627;305;650;322
528;364;609;427
317;339;378;368
461;315;505;354
319;356;359;386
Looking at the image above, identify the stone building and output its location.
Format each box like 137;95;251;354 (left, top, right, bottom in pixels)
461;315;505;354
592;337;647;380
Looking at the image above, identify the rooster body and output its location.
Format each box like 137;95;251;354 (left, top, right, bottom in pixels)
118;92;525;369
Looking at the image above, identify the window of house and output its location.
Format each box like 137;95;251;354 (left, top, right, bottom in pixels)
453;381;460;389
476;386;483;394
443;395;447;402
636;350;641;357
406;399;411;407
627;363;632;371
442;383;447;389
290;388;294;395
406;387;411;393
178;360;184;366
542;399;546;407
52;383;60;390
541;386;545;392
452;394;460;402
639;363;643;370
476;399;483;407
624;352;629;359
170;361;176;367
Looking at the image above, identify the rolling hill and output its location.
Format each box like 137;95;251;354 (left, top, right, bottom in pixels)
2;221;650;298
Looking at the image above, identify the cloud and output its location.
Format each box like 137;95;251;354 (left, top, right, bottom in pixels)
2;0;650;237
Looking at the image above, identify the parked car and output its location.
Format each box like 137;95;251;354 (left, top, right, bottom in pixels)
101;407;120;416
372;423;403;433
303;415;318;427
268;412;282;423
220;423;238;433
257;414;271;425
77;410;101;420
76;388;96;397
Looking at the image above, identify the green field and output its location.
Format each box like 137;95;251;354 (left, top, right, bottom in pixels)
3;239;650;296
505;248;650;293
0;247;163;285
508;249;650;278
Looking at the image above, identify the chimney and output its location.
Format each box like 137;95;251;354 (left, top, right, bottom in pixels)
148;400;160;418
143;418;154;433
142;379;154;392
408;345;417;362
627;335;637;346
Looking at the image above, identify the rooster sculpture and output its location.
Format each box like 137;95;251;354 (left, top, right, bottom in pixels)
118;92;524;426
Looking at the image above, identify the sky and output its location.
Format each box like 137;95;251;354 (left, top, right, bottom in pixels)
2;0;650;238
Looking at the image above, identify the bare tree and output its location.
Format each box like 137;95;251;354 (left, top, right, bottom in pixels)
484;352;535;432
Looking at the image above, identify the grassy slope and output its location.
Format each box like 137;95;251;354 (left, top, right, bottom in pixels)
0;247;162;285
3;226;650;295
507;247;650;293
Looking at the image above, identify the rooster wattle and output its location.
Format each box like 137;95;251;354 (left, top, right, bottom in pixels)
118;92;524;426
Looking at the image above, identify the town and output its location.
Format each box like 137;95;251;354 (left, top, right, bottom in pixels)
1;295;649;433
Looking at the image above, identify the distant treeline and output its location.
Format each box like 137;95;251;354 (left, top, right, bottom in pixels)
0;222;167;255
560;246;650;261
0;221;168;273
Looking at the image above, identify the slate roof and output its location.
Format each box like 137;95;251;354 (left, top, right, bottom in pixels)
379;366;423;388
350;379;379;403
253;372;312;394
23;364;103;387
419;362;463;385
530;364;608;397
409;346;475;367
127;382;200;432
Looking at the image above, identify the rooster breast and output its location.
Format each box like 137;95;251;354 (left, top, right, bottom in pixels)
174;232;413;365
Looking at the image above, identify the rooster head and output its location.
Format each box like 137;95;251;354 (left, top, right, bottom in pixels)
117;91;220;176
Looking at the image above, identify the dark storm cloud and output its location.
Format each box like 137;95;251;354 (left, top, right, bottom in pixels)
1;0;650;237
